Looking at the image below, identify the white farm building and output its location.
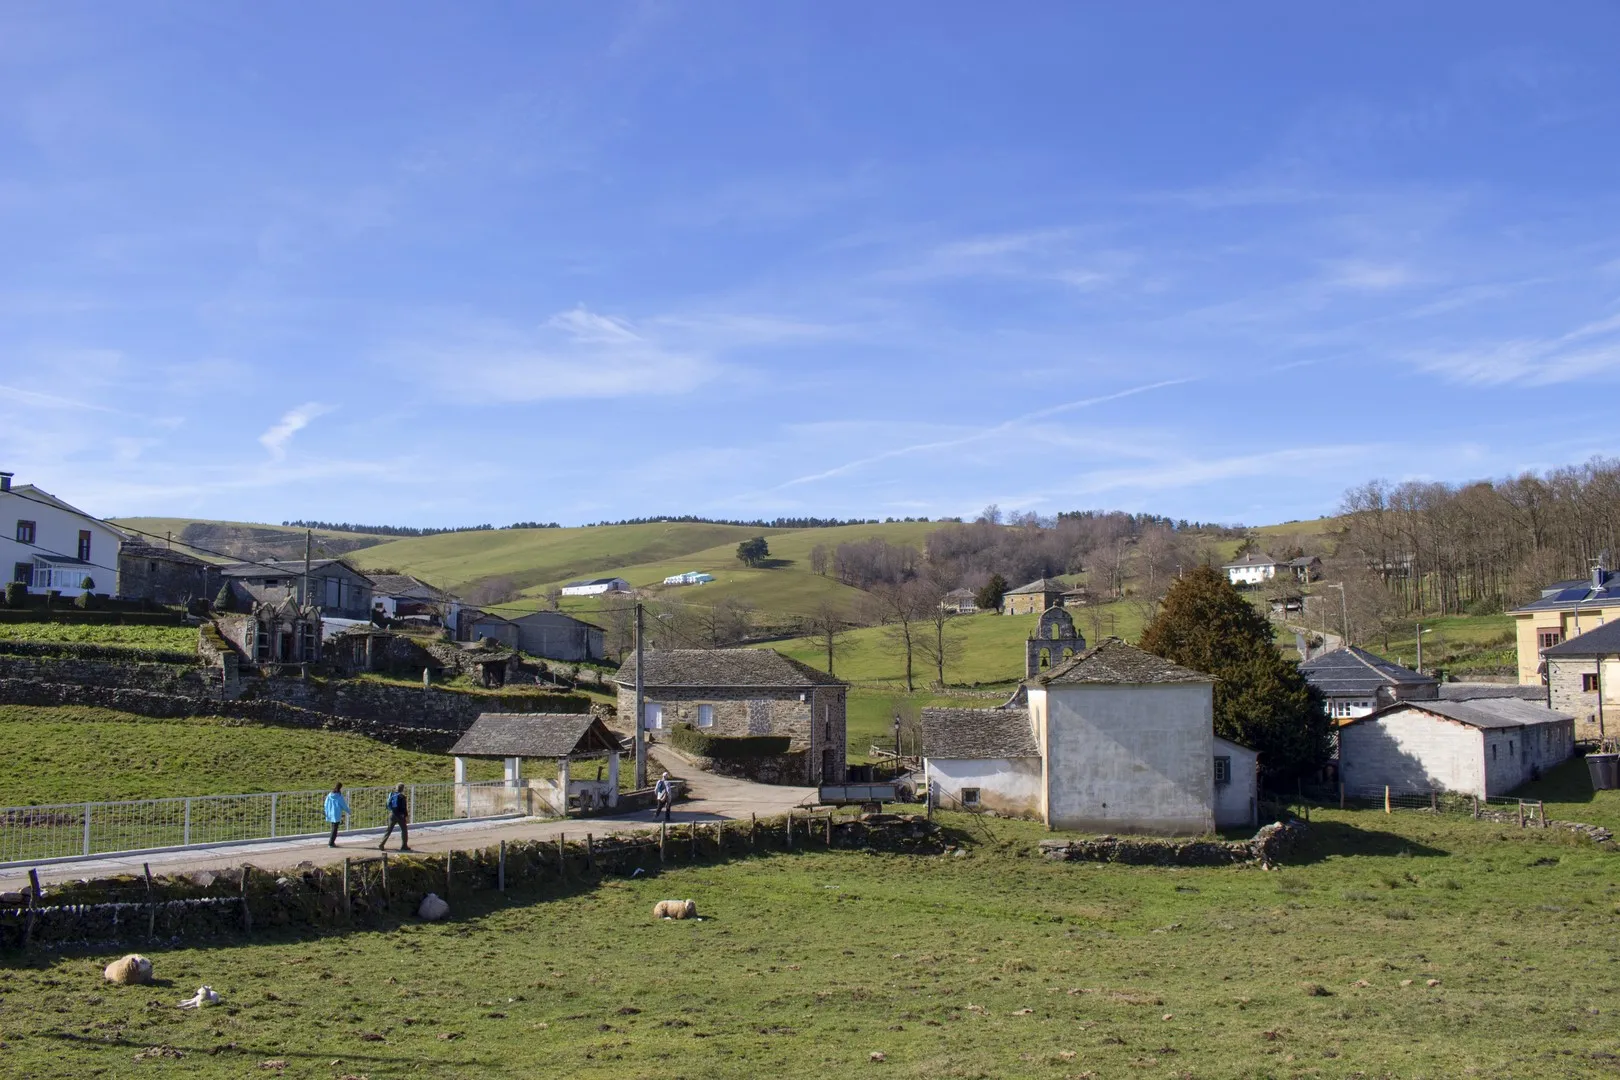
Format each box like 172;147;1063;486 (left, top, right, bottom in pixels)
559;577;630;597
1338;699;1575;800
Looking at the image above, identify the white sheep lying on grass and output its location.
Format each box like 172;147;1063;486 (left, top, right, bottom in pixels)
652;899;697;920
103;954;153;985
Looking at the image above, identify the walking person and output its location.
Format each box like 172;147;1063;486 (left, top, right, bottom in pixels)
654;772;674;823
324;782;350;847
379;783;411;852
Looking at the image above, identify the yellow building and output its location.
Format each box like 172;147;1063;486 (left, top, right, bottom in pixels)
1509;566;1620;686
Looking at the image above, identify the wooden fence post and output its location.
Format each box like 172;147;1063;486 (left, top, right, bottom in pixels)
445;851;453;898
1538;801;1547;827
787;812;793;849
1517;800;1526;828
499;840;507;892
24;869;40;948
342;859;351;920
689;823;697;860
1471;796;1479;819
1339;782;1345;810
144;862;155;940
558;834;568;882
240;865;252;933
750;812;757;850
381;854;389;909
586;833;595;871
1384;786;1391;815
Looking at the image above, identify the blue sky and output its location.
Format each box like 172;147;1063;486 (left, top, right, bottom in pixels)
4;3;1620;528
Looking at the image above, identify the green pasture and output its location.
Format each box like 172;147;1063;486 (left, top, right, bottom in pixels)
0;624;199;650
7;807;1620;1077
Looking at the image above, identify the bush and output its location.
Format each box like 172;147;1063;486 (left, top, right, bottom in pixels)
667;723;791;759
3;582;23;608
214;584;235;613
73;590;93;610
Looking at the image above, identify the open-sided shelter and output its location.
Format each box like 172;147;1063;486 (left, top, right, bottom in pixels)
450;712;625;815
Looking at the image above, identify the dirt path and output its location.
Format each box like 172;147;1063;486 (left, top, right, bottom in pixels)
2;747;818;892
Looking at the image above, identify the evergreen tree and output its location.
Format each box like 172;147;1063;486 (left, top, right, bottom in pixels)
1139;564;1328;781
214;583;235;613
974;573;1009;612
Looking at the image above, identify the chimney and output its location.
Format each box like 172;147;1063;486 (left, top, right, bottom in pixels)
1596;563;1609;591
0;472;11;492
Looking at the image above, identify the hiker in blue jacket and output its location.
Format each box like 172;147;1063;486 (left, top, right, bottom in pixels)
323;782;350;847
379;783;411;852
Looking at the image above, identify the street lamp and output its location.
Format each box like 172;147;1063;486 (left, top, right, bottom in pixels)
893;715;902;766
1415;623;1434;674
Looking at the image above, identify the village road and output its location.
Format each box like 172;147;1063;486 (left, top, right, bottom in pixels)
2;745;818;891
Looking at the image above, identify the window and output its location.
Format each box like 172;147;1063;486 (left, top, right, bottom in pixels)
643;703;664;730
961;787;981;807
1584;673;1601;693
147;561;157;573
15;520;34;544
1538;629;1563;651
77;530;91;561
1491;743;1498;762
696;704;714;729
1213;756;1232;784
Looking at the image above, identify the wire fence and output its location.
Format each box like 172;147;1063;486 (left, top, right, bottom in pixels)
1268;786;1551;826
0;781;531;866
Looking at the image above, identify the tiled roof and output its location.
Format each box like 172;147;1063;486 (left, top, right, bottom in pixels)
1222;552;1280;568
1299;646;1436;697
1542;620;1620;658
1033;638;1211;686
921;707;1037;759
449;713;620;757
1352;699;1571;731
615;648;845;688
1006;577;1067;595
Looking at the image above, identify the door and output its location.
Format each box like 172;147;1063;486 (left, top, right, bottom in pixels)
643;703;664;730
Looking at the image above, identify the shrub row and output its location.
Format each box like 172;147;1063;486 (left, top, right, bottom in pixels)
0;639;198;665
0;609;187;626
667;723;791;759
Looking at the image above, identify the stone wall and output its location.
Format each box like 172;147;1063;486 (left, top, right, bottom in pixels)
674;747;809;785
616;683;846;783
0;655;209;694
1039;819;1307;868
1548;659;1612;742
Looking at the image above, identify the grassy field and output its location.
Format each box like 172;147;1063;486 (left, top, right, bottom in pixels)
1377;614;1517;676
0;706;501;805
0;624;199;650
5;807;1620;1077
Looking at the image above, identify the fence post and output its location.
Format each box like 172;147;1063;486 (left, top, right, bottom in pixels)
1518;800;1526;828
144;862;155;940
381;853;389;909
787;811;794;849
558;834;568;882
270;793;278;839
499;840;507;892
82;803;91;857
660;823;667;864
586;833;594;871
689;823;696;861
1430;791;1438;812
183;798;192;846
445;851;453;898
1538;801;1546;827
1384;786;1391;815
750;812;757;850
1472;796;1479;819
342;859;351;920
240;865;252;932
826;813;833;846
24;868;39;948
1339;782;1345;810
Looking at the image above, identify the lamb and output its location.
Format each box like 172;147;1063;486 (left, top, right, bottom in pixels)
418;892;450;921
103;954;153;986
652;899;697;920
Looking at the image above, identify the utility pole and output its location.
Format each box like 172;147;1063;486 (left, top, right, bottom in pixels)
1327;582;1349;648
1415;622;1423;674
634;601;647;788
302;530;312;608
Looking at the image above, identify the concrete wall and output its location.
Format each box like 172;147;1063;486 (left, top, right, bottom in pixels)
1212;737;1258;829
615;683;847;784
1340;711;1484;797
511;612;604;662
467;618;520;648
1031;682;1215;835
926;757;1042;818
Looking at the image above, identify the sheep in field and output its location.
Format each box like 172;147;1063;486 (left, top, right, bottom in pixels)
103;954;153;985
652;899;697;920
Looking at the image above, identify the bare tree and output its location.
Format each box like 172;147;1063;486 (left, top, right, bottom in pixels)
868;580;931;692
694;597;754;648
542;586;562;611
803;599;850;676
915;584;967;688
809;544;829;576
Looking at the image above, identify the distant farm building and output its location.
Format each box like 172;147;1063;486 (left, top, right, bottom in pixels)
662;571;715;586
561;577;631;597
1002;578;1068;615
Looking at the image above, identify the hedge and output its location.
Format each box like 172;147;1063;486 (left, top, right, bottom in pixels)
0;639;199;665
0;610;187;627
667;723;791;759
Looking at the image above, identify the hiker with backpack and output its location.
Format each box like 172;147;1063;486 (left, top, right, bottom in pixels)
379;783;411;851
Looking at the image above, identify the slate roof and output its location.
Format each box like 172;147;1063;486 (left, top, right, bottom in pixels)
1223;552;1280;568
368;573;453;601
449;713;620;757
510;609;605;631
1351;699;1572;731
1510;569;1620;613
1032;638;1211;686
614;648;846;688
1437;682;1547;702
564;577;628;587
1006;577;1068;595
921;707;1038;759
1542;620;1620;658
220;559;369;579
1299;646;1436;698
118;538;208;566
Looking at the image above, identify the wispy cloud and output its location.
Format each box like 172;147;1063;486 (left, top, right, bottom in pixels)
258;402;334;460
1415;311;1620;386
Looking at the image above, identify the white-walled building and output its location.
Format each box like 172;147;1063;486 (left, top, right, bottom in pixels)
923;639;1258;834
662;571;715;586
1338;699;1575;799
0;472;124;597
560;577;631;597
1222;552;1283;587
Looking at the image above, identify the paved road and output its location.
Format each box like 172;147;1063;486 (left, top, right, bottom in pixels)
2;745;818;892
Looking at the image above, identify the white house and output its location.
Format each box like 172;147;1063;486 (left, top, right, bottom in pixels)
661;571;715;586
560;577;631;597
1222;552;1283;587
1;471;125;597
1338;699;1575;800
922;638;1258;834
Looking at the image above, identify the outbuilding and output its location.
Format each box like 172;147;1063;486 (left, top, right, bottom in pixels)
1338;699;1575;799
449;712;625;815
1299;645;1438;721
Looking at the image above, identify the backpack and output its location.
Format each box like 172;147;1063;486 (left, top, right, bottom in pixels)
387;791;404;814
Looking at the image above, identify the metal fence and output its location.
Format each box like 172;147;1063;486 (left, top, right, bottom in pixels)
0;781;531;866
1273;786;1551;825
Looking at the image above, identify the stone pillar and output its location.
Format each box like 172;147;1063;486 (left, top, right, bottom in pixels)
607;751;620;808
504;756;520;789
558;757;571;813
454;756;467;785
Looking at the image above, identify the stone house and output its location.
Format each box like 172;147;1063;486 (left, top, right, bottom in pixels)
939;588;978;614
1541;620;1620;742
117;539;220;606
215;599;322;666
923;639;1257;834
1339;699;1575;799
1509;563;1620;686
1299;645;1438;722
613;648;848;784
368;572;461;632
220;558;374;621
1002;577;1068;615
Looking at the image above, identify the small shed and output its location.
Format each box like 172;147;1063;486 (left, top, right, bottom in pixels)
921;706;1041;817
1339;699;1575;799
450;713;624;814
